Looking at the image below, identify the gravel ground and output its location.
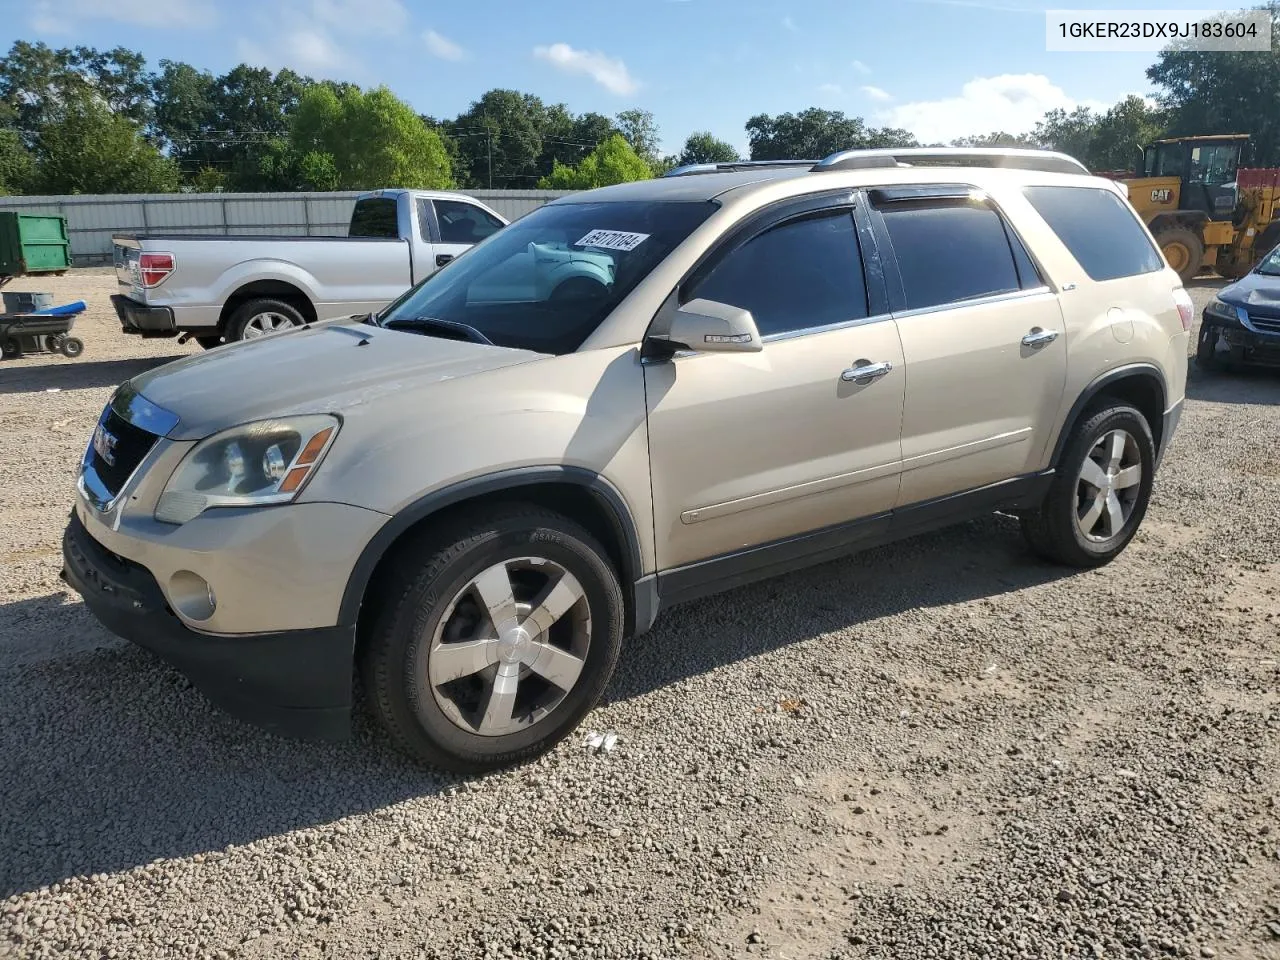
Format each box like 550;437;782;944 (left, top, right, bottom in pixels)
1;270;1278;960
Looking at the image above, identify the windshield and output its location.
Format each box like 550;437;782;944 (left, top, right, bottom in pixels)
1257;244;1280;276
377;199;717;354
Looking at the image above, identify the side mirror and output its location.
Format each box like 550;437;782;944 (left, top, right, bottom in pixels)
659;298;763;353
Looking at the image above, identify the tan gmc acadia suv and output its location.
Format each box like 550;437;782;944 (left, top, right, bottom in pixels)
62;148;1194;772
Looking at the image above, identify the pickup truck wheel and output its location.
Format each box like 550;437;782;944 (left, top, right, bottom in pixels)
229;298;306;341
361;505;624;773
1021;403;1155;568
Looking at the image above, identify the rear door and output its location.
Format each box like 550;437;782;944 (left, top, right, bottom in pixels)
868;186;1068;507
427;198;507;270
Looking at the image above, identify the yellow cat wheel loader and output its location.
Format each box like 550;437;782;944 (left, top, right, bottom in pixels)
1103;134;1280;284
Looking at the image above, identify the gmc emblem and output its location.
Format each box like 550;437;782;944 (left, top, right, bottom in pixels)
1151;188;1173;203
92;423;118;466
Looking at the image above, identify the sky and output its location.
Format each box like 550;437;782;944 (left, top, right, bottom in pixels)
0;0;1235;157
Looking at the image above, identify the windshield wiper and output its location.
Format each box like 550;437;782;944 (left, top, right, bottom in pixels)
383;316;494;345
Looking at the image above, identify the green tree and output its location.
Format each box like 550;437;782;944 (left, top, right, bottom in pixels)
153;61;311;190
1088;95;1166;171
538;134;651;189
677;131;740;165
448;89;553;188
951;131;1039;148
1147;3;1280;166
0;42;153;141
290;84;452;190
746;108;917;160
35;94;178;194
1031;106;1099;164
0;128;35;194
615;108;661;165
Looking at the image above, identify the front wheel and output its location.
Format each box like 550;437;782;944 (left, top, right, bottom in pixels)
360;505;625;773
1021;403;1155;567
57;336;84;358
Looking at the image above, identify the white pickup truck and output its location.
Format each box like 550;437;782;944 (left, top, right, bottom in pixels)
110;189;512;347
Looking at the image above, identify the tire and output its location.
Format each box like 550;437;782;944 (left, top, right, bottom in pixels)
1153;225;1204;285
360;504;625;773
0;338;18;360
58;336;83;358
227;298;307;342
1196;322;1222;371
1021;403;1155;568
194;335;223;350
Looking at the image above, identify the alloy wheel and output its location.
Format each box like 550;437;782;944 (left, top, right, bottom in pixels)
1075;428;1143;542
425;557;592;737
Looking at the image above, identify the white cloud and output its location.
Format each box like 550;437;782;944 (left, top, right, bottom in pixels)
860;85;894;103
852;59;872;75
237;27;345;75
878;74;1109;143
424;29;466;61
533;43;639;95
817;83;844;96
312;0;408;35
31;0;215;31
782;15;799;31
234;0;412;79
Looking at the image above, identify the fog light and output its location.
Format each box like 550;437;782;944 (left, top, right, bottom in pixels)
169;570;216;621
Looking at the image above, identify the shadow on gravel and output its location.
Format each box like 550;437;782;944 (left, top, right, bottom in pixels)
604;513;1073;713
0;356;185;395
1186;360;1280;406
0;515;1072;897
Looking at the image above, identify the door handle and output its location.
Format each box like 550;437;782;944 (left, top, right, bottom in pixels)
436;253;454;267
841;360;894;384
1021;328;1060;348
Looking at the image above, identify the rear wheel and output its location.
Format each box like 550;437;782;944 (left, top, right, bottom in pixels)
228;298;307;342
0;338;18;359
1021;403;1155;567
1154;225;1204;285
360;504;624;773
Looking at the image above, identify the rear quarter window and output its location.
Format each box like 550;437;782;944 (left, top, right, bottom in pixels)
1022;185;1164;282
348;198;400;238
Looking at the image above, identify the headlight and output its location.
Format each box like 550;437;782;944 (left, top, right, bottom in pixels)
1204;298;1242;324
155;415;339;524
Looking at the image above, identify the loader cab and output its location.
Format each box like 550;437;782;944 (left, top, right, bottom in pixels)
1141;135;1247;221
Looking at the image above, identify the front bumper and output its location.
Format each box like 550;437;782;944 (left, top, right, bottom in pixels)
1201;315;1280;368
62;510;355;740
111;294;176;336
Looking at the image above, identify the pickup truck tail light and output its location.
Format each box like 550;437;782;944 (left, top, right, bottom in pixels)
139;252;175;288
1172;286;1194;332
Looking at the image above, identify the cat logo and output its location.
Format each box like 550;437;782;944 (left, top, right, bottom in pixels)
1151;188;1173;204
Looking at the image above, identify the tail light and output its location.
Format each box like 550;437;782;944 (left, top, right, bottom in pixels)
1172;286;1194;332
138;252;175;288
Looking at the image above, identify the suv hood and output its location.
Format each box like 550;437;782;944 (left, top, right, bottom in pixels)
128;320;545;441
1221;269;1280;311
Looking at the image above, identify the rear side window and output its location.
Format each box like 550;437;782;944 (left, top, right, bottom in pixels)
690;209;868;337
877;201;1024;311
1023;185;1163;281
348;198;399;238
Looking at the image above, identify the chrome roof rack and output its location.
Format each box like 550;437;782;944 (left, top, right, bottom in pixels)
663;160;818;178
812;147;1089;175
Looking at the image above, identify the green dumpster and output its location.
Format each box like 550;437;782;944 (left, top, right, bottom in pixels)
0;212;72;281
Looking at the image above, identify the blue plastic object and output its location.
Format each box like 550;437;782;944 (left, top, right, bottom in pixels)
29;300;87;316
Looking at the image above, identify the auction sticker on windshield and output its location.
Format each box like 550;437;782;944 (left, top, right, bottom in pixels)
575;230;650;252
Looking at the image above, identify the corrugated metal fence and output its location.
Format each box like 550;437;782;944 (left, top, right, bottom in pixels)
0;189;574;265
